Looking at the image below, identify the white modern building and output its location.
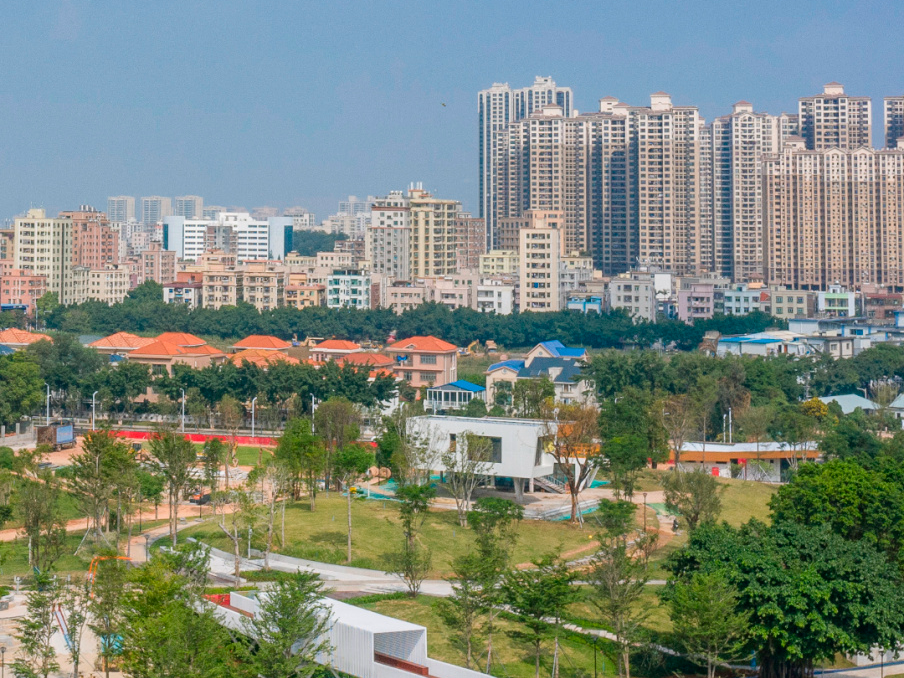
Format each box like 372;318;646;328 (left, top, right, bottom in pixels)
409;415;559;501
163;212;294;262
326;270;372;309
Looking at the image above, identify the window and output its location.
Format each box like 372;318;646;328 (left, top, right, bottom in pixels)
420;372;436;384
469;435;502;464
420;354;437;365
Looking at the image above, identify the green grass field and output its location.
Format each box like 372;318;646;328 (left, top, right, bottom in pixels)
180;494;599;576
355;594;608;678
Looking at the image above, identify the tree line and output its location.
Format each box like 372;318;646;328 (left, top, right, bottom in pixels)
38;281;782;350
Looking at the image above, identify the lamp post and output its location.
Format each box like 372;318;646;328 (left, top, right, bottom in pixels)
45;384;50;425
251;397;258;439
180;388;186;433
1;644;6;678
144;534;151;562
92;390;98;431
643;492;648;532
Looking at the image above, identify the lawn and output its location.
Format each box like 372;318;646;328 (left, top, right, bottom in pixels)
179;494;599;576
354;594;609;678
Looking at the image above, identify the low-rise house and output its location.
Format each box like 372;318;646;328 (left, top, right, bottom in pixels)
230;335;292;353
386;335;458;388
485;340;591;406
425;380;485;412
311;339;362;363
0;328;52;349
818;394;879;415
228;349;299;369
88;332;156;355
127;333;226;375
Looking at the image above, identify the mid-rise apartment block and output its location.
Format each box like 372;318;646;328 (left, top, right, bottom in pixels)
163;212;293;263
453;214;486;271
0;262;47;314
409;187;461;278
326;270;373;309
0;229;14;261
174;195;204;219
480;250;519;276
61;207;119;270
610;271;657;322
13;208;74;303
107;196;135;223
519;211;564;312
140;242;176;285
140;196;173;225
368;190;411;280
799;82;871;151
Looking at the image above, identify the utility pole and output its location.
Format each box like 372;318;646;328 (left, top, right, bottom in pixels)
180;388;186;432
251;397;258;438
92;390;98;431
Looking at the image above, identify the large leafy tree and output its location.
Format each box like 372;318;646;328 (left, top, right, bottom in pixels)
0;352;43;427
769;459;904;566
668;520;904;678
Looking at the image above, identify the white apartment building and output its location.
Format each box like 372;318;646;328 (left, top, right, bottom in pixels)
13;208;75;303
284;207;318;230
367;190;411;280
202;205;227;220
799;82;871;151
519;212;563;312
140;196;173;225
559;254;594;307
107;196;135;223
68;264;130;305
476;279;515;314
479;76;572;248
723;283;766;316
174;195;204;219
609;271;657;322
163;212;293;263
326;271;372;309
338;195;375;216
322;212;369;239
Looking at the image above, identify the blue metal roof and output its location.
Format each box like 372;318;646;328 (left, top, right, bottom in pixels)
537;340;587;358
0;345;14;355
428;380;486;393
488;359;525;372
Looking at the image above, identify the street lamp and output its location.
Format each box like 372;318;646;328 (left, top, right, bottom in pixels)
643;492;648;532
92;390;98;431
251;397;258;439
45;384;50;425
144;534;152;562
180;388;186;433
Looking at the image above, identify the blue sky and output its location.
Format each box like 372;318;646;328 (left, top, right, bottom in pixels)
1;1;902;222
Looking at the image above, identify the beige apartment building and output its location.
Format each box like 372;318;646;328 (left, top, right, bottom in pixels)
799;82;871;151
519;212;564;311
13;208;74;303
763;139;904;291
884;96;904;149
140;242;176;284
409;187;460;277
480;250;519;275
0;229;14;261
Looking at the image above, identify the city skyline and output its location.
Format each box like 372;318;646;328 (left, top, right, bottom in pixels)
2;2;904;223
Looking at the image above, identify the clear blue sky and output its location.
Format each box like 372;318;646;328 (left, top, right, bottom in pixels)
2;1;902;222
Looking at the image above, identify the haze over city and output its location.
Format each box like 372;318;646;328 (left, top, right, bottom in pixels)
3;0;903;221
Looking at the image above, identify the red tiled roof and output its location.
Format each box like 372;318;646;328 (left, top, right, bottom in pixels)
229;349;300;368
231;335;292;351
129;340;187;357
338;353;394;367
192;344;226;356
0;328;52;346
89;332;155;350
314;339;361;351
156;332;207;347
388;335;457;352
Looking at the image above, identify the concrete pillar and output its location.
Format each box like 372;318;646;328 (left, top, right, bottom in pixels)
528;477;535;493
514;478;524;504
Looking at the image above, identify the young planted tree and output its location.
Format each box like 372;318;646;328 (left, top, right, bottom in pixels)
148;428;198;547
218;394;244;469
254;459;291;570
467;497;524;671
18;469;67;571
512;377;555;419
664;571;750;678
275;417;325;509
69;430;119;551
333;444;374;563
241;570;331;678
660;470;724;533
202;436;227;495
441;432;493;527
502;553;577;678
660;393;694;468
737;404;773;480
388;483;436;596
215;483;261;583
13;573;61;678
590;499;658;678
60;575;91;678
313;396;361;491
542;403;601;523
90;555;129;678
437;552;487;669
601;434;649;500
107;439;139;549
